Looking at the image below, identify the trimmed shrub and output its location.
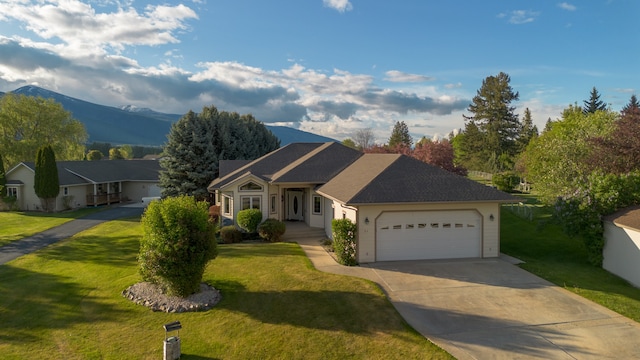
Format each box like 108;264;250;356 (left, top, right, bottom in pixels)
237;208;262;233
332;218;357;266
258;219;286;242
139;195;217;297
220;225;242;244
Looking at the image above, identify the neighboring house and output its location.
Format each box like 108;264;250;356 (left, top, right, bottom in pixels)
603;206;640;288
208;142;516;263
5;160;161;212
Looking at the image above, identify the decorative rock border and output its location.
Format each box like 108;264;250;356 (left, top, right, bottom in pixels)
122;282;221;313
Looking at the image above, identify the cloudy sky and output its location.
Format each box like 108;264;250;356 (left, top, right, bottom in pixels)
0;1;637;143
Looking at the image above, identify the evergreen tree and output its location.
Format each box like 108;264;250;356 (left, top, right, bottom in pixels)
160;111;217;201
517;108;539;152
583;87;607;114
462;72;521;171
388;121;412;148
160;105;280;200
34;145;59;212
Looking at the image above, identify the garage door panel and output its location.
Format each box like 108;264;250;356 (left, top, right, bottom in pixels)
376;211;481;261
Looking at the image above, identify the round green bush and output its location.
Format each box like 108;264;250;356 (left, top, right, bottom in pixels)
139;195;217;297
220;225;242;243
258;218;286;242
237;208;262;233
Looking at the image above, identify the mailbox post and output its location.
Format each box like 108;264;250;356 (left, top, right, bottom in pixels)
163;321;182;360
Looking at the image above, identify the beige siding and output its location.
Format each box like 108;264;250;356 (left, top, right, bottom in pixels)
121;182;158;203
603;222;640;288
356;202;501;263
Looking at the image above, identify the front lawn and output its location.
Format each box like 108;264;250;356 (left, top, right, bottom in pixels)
0;218;450;359
501;204;640;323
0;208;100;247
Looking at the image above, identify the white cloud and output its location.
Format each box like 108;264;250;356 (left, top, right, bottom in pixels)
498;10;540;24
0;0;197;54
323;0;353;13
557;2;577;11
384;70;435;83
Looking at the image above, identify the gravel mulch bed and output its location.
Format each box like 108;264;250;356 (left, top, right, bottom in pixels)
122;282;221;313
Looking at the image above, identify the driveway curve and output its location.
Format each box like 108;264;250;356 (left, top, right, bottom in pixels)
297;236;640;359
0;205;144;265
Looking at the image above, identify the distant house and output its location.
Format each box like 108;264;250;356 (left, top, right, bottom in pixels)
208;142;516;263
603;206;640;288
5;160;161;212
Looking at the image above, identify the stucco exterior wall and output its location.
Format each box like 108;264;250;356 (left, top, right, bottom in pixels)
8;165;38;211
603;222;640;288
356;202;501;263
308;190;325;228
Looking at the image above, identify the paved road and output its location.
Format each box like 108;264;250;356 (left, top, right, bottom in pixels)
0;206;144;265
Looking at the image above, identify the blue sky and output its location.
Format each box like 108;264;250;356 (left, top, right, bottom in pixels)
0;0;638;143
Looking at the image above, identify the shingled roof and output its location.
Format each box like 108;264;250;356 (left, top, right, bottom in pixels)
317;154;517;205
208;142;362;189
604;205;640;232
19;160;161;185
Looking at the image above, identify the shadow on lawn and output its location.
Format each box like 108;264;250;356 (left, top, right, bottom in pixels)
0;265;132;344
212;279;403;334
38;234;140;267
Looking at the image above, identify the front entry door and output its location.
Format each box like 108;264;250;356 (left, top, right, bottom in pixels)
287;191;304;221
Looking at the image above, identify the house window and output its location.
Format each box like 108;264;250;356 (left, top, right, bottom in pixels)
312;195;322;215
222;195;232;215
239;181;263;191
6;187;18;198
241;195;261;210
270;194;277;214
63;187;69;196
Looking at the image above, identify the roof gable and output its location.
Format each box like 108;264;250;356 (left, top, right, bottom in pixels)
319;154;517;205
209;142;328;190
605;205;640;232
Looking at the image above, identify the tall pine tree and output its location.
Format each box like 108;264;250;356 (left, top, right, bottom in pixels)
583;87;607;114
34;145;59;212
388;121;412;148
461;72;521;171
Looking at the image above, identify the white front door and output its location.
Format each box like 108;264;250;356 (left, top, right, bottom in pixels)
287;191;304;221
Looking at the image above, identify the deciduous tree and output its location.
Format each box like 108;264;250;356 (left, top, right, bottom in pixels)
589;94;640;173
521;105;617;201
353;128;375;150
0;94;86;167
86;150;104;161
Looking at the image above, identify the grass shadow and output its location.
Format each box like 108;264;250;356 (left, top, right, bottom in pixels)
0;265;132;344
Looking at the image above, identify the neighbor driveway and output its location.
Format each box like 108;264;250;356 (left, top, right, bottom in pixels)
297;236;640;359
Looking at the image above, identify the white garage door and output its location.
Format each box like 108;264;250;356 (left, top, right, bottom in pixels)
376;210;482;261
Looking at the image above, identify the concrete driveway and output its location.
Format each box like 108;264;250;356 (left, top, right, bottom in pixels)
365;258;640;359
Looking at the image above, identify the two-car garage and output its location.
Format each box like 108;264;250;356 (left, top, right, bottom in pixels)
375;210;483;261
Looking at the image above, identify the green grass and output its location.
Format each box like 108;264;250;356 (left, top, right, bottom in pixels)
501;201;640;322
0;208;101;247
0;218;451;359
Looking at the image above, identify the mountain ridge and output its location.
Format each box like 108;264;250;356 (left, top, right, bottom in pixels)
1;86;335;146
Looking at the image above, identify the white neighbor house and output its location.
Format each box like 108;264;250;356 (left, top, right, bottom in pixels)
5;160;161;212
208;142;517;263
603;206;640;288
